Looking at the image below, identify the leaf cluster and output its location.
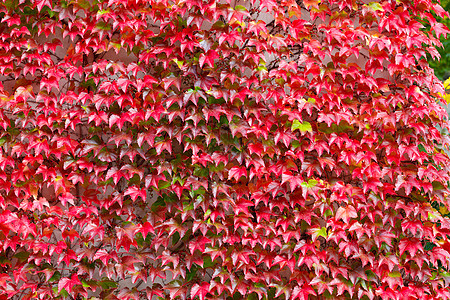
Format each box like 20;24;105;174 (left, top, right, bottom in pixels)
0;0;450;299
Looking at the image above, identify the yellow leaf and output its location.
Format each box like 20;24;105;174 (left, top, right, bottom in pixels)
445;94;450;104
439;206;449;215
444;78;450;89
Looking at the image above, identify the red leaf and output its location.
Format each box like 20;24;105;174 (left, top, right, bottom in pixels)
432;22;450;39
398;238;423;257
189;236;211;254
139;222;154;237
191;282;210;300
199;50;219;68
162;76;181;91
335;205;357;223
292;284;316;300
94;249;118;265
228;166;247;181
58;274;80;294
124;186;146;202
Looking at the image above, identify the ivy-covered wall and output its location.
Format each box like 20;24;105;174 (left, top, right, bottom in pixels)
1;1;450;299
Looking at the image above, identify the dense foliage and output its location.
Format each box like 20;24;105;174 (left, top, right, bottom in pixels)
429;0;450;80
1;0;450;299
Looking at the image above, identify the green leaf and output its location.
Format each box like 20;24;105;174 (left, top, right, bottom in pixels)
432;181;445;190
14;251;30;262
367;2;384;11
151;197;166;211
313;227;328;239
203;256;214;268
52;286;69;297
186;265;198;281
256;65;267;72
418;144;427;153
158;180;171;190
96;21;111;31
291;140;301;148
173;58;184;69
22;6;37;15
291;120;312;133
388;271;401;278
49;271;61;282
172;231;180;245
98;279;118;289
301;179;318;188
135;232;145;246
80;78;96;89
194;166;209;177
235;5;248;12
98;9;110;15
212;21;226;30
323;208;333;218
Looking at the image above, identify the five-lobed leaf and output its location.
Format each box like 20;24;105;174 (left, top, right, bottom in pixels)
291;120;312;133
